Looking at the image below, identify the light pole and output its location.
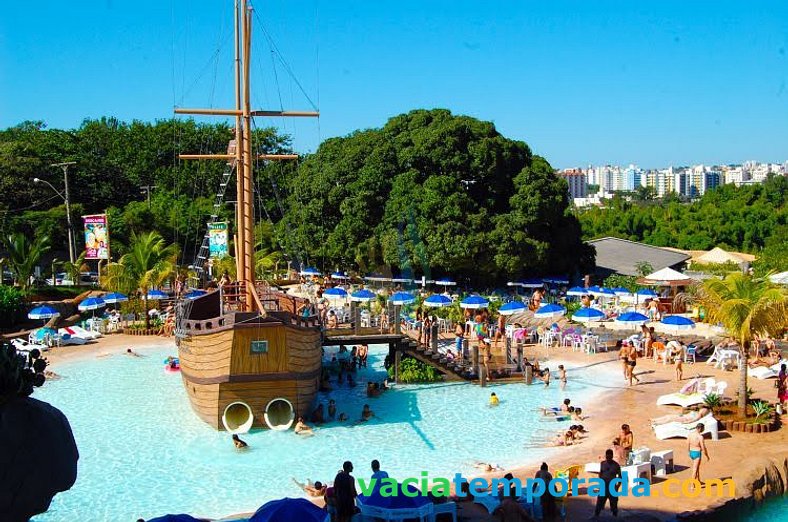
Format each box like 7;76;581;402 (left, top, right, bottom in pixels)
35;161;76;264
140;184;157;209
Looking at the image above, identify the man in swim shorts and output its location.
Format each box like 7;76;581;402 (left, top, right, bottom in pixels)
688;423;709;488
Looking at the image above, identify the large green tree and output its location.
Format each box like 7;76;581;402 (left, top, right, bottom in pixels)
279;109;590;283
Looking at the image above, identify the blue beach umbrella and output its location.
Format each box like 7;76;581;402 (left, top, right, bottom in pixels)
389;291;416;305
322;287;348;300
534;303;567;319
660;315;696;330
78;297;106;311
103;292;128;304
147;515;207;522
460;295;489;309
27;305;60;320
572;307;605;323
520;278;544;288
147;289;168;300
183;289;207;300
350;289;376;302
616;312;649;325
300;267;321;277
498;300;527;316
591;287;616;298
423;294;452;307
636;288;658;298
250;498;328;522
566;286;587;297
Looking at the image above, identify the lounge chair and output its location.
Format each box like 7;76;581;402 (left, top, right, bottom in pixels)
61;325;101;340
10;337;49;353
656;379;725;407
653;413;719;440
657;377;716;408
748;360;787;380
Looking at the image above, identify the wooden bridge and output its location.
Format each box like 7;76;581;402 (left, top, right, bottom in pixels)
322;326;532;385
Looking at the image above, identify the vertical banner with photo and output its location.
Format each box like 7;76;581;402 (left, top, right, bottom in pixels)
208;222;229;258
83;214;110;260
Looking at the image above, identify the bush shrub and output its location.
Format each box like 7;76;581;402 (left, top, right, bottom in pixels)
0;285;24;328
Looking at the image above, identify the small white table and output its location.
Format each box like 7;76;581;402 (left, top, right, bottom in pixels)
651;449;674;476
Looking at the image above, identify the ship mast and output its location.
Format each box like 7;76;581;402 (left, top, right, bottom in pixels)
176;0;318;312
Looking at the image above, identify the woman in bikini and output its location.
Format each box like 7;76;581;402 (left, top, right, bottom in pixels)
619;424;634;463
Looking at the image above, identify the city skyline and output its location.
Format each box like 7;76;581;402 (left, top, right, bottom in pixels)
2;1;787;167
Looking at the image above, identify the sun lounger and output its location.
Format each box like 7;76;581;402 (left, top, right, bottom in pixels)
657;379;726;407
55;330;88;345
653;413;719;440
62;325;101;340
10;337;48;353
748;360;788;380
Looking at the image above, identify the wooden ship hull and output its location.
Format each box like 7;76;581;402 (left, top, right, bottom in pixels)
176;289;322;431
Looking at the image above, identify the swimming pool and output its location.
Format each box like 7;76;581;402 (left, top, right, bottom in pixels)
33;343;617;521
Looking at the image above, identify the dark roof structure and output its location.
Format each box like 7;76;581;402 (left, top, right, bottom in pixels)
587;237;691;278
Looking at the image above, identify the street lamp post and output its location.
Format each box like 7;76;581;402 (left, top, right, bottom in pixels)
35;161;76;264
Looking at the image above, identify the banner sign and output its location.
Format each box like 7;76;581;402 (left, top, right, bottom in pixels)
208;222;229;258
83;214;110;260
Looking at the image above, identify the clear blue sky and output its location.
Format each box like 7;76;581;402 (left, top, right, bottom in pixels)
2;1;787;168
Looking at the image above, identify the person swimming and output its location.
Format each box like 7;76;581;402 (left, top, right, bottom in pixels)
489;392;500;406
473;462;504;472
294;417;313;435
125;348;142;357
292;478;327;497
232;434;248;448
328;399;337;420
360;404;375;422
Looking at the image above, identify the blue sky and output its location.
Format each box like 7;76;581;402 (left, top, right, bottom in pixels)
2;1;787;168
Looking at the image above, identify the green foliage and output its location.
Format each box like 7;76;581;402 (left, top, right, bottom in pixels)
634;261;654;277
603;274;640;291
751;400;773;422
689;261;741;276
102;231;178;328
703;392;722;412
3;232;50;292
0;285;23;327
0;118;290;263
388;355;442;383
700;273;788;416
752;225;788;277
578;176;788;255
279;109;592;284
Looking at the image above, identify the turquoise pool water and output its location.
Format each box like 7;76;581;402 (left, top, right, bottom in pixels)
744;497;788;521
33;343;616;521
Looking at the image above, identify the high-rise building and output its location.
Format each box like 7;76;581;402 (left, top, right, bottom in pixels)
559;168;587;199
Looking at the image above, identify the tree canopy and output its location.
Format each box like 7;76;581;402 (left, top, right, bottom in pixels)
578;176;788;260
279;109;593;283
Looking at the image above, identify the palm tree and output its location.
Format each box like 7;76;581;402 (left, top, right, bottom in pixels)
254;249;283;281
61;251;88;285
699;273;788;417
102;231;178;329
3;233;51;292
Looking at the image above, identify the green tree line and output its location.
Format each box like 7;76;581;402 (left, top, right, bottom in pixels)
577;176;788;275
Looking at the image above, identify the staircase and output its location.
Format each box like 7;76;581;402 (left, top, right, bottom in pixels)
398;338;473;382
192;141;238;277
